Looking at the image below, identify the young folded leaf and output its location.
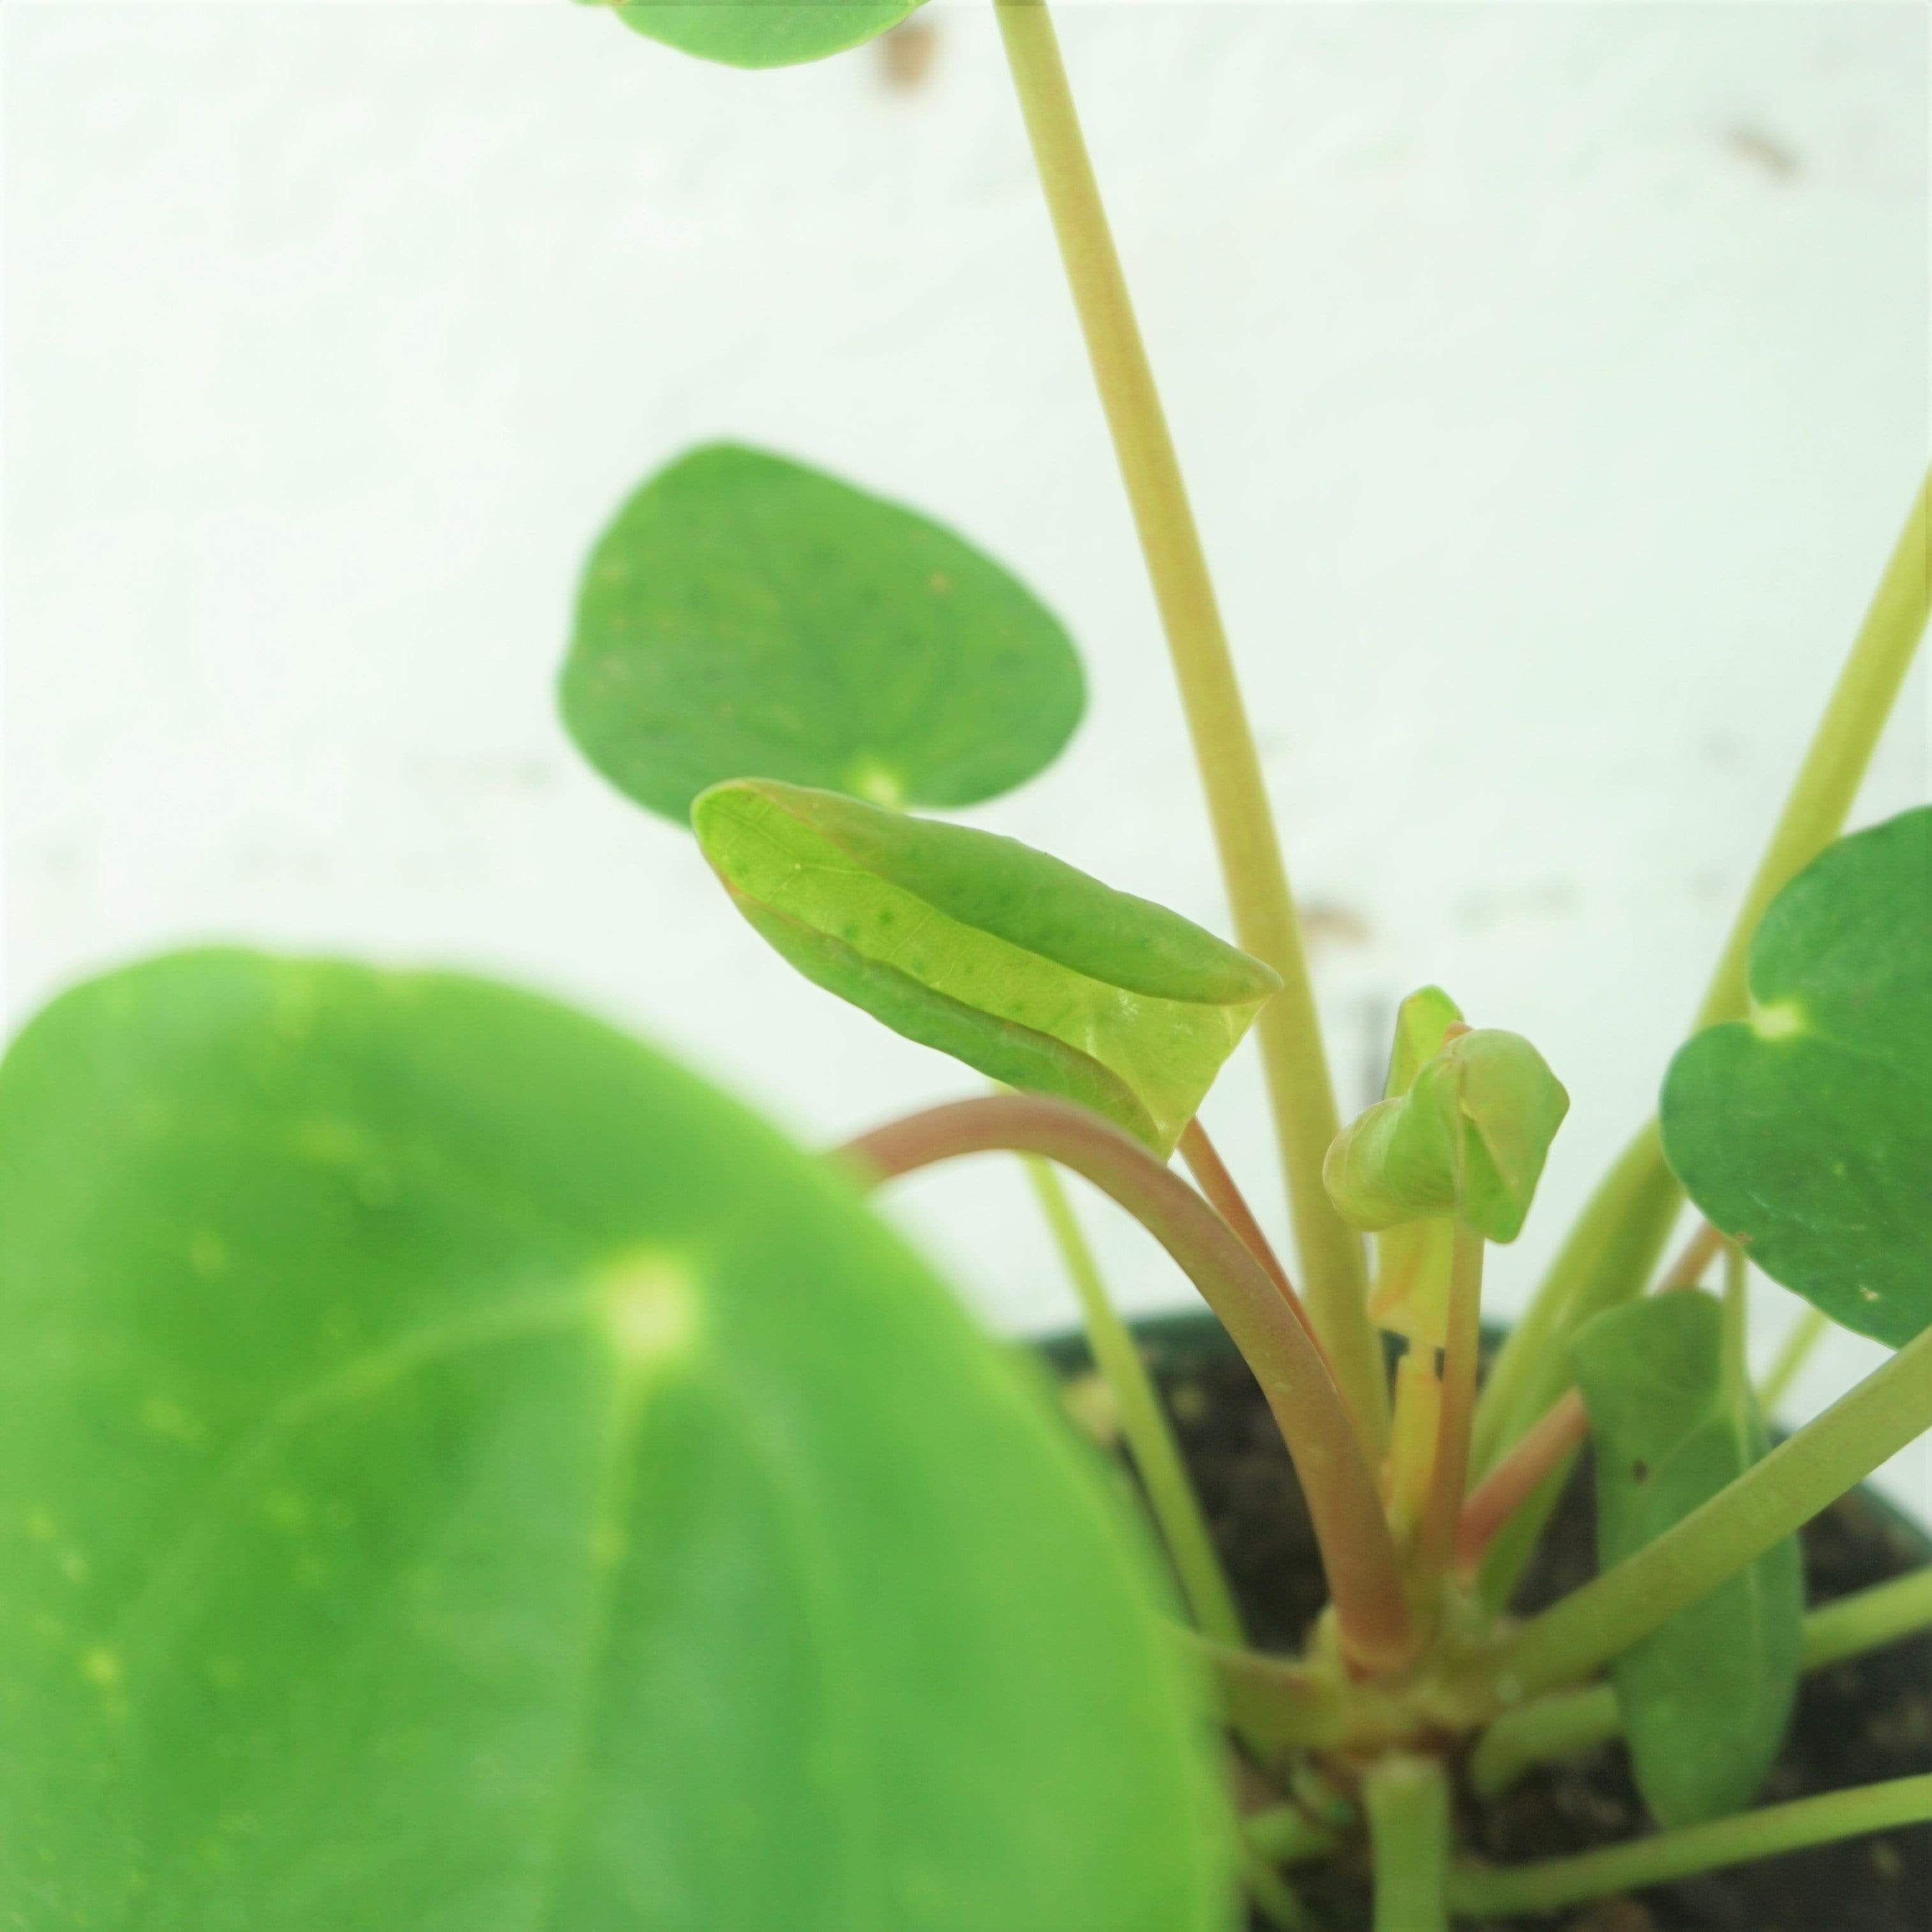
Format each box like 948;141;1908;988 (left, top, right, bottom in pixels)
693;779;1280;1154
1572;1292;1803;1828
1366;988;1465;1346
0;950;1235;1929
1660;806;1932;1346
1384;985;1465;1100
1324;1021;1568;1244
602;0;922;70
561;444;1083;823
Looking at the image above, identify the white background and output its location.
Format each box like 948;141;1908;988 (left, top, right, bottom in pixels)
6;2;1928;1508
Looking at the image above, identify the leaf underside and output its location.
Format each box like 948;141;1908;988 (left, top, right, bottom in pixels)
0;950;1232;1930
694;779;1278;1153
1572;1292;1803;1829
1660;806;1932;1346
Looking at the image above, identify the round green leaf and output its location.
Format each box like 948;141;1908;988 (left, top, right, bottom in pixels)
561;444;1084;824
0;950;1232;1929
1660;807;1932;1346
603;0;920;69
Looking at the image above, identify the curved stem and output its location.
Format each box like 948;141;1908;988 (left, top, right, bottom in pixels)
1693;465;1932;1031
1364;1754;1451;1932
1448;1775;1932;1917
1177;1119;1315;1338
1024;1156;1247;1647
839;1094;1413;1670
992;0;1387;1459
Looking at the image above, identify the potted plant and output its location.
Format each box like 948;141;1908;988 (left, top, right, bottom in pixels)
3;4;1926;1927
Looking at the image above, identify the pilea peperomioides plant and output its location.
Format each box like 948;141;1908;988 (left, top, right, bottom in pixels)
3;6;1928;1929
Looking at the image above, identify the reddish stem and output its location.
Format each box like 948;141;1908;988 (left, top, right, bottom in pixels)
839;1094;1415;1673
1176;1119;1324;1352
1658;1219;1724;1292
1453;1222;1717;1579
1456;1388;1589;1579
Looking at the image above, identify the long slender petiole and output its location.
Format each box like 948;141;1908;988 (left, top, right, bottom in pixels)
992;0;1389;1459
1471;464;1932;1501
1458;1225;1725;1578
1487;1324;1932;1706
1471;1564;1932;1795
1456;1389;1588;1581
1417;1224;1484;1577
1023;1155;1248;1648
1447;1775;1932;1916
1177;1119;1316;1340
838;1093;1415;1671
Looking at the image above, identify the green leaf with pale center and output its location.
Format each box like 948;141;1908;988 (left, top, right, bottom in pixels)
1660;806;1932;1346
0;949;1234;1929
601;0;921;68
561;444;1084;824
1324;1021;1568;1244
1572;1291;1803;1828
693;779;1279;1154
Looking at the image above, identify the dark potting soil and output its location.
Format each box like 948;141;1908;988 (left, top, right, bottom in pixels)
1138;1336;1932;1932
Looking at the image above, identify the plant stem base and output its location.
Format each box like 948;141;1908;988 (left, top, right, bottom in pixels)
1042;1311;1932;1932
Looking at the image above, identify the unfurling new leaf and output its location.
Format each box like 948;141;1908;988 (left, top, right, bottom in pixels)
1572;1291;1803;1829
693;779;1281;1154
1660;806;1932;1347
1365;987;1464;1346
1324;1005;1568;1245
561;443;1083;824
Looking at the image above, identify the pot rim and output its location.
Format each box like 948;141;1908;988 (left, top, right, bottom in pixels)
1033;1305;1932;1554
